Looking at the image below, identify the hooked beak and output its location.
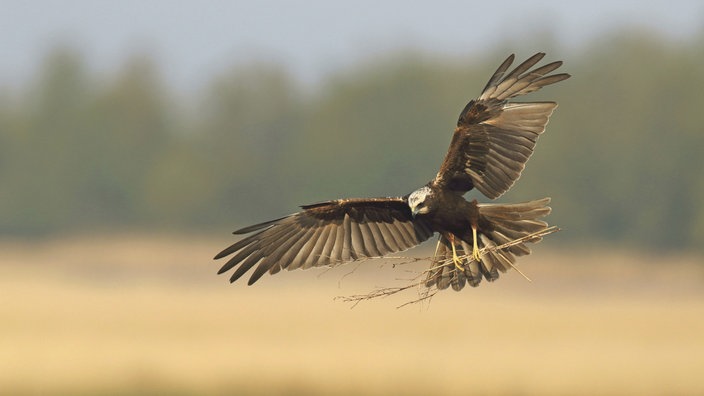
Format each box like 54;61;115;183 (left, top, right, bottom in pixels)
411;207;419;218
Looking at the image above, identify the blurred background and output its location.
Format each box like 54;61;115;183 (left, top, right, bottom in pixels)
1;1;703;395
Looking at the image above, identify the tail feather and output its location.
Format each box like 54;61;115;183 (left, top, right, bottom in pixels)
425;198;551;291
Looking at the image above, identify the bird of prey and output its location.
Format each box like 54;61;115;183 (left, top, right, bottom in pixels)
215;52;570;291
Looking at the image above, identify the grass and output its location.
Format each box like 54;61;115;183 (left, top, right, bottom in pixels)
1;233;703;395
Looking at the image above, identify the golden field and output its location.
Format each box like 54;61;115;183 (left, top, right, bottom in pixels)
1;234;703;395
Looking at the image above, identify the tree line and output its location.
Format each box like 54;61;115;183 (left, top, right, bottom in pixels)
1;30;702;252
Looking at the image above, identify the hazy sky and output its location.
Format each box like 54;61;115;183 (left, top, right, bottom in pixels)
2;0;702;90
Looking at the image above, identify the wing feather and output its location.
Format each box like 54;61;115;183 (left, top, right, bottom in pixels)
215;197;433;285
365;220;392;253
399;220;423;247
349;221;368;257
342;212;354;261
218;222;295;274
319;223;339;266
247;226;308;283
330;219;346;263
303;225;331;269
377;221;404;251
229;252;264;283
279;227;317;271
481;54;514;96
434;53;569;198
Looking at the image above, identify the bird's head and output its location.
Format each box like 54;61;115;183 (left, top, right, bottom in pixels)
408;186;434;217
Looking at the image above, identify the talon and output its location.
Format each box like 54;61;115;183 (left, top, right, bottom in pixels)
471;226;481;262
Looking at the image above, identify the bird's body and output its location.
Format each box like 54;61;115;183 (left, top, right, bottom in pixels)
215;52;570;291
410;184;480;241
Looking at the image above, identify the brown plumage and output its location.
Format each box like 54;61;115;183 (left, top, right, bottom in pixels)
214;198;434;285
215;52;570;290
425;198;551;291
435;53;569;198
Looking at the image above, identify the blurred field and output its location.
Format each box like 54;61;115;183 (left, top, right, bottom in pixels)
1;234;703;395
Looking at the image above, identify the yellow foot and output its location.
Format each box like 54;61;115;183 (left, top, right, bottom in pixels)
471;226;482;262
448;235;464;271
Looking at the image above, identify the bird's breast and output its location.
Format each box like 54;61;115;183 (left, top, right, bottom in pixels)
426;195;478;238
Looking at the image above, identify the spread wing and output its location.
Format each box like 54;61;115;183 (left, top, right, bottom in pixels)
214;197;434;285
434;52;570;198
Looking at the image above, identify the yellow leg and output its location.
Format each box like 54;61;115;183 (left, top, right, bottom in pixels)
448;235;464;271
471;226;482;262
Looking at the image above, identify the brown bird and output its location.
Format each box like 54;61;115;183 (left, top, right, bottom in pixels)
215;52;570;291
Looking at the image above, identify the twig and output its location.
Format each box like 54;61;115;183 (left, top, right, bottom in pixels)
337;226;561;308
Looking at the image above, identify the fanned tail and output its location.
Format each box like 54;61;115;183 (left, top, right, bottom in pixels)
425;198;551;291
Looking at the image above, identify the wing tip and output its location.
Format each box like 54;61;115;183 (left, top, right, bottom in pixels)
530;51;546;61
229;269;247;283
246;261;273;285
